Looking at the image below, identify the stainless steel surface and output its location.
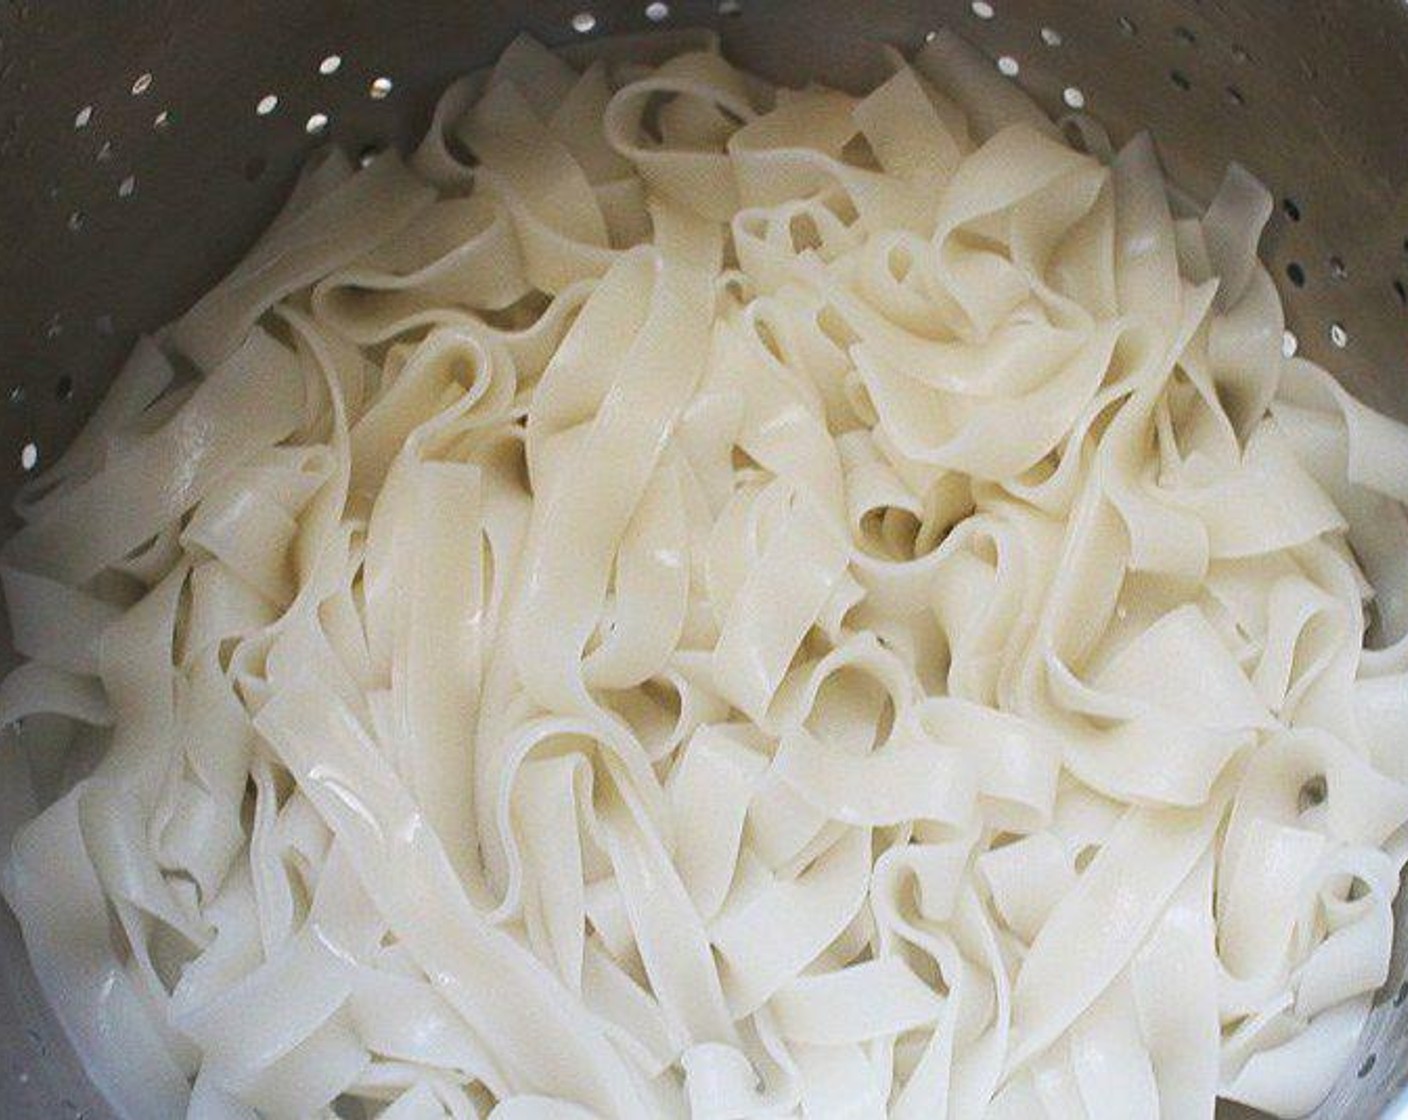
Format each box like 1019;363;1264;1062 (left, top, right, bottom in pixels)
2;1;1407;1116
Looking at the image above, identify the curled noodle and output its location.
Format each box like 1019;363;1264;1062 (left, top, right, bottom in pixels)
3;27;1408;1120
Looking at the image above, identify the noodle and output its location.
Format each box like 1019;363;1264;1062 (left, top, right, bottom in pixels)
4;28;1408;1120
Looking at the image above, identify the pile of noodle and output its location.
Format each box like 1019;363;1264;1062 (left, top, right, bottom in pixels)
4;28;1408;1120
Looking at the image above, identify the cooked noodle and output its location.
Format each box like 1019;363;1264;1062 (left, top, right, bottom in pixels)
4;28;1408;1120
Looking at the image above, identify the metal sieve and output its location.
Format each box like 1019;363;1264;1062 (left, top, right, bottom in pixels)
2;1;1407;1116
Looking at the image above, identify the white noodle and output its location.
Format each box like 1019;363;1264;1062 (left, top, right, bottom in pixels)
4;29;1408;1120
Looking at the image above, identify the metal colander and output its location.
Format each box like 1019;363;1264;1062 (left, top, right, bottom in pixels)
2;2;1408;1117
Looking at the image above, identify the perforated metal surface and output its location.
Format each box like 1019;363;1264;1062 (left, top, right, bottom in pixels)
1;2;1407;1117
